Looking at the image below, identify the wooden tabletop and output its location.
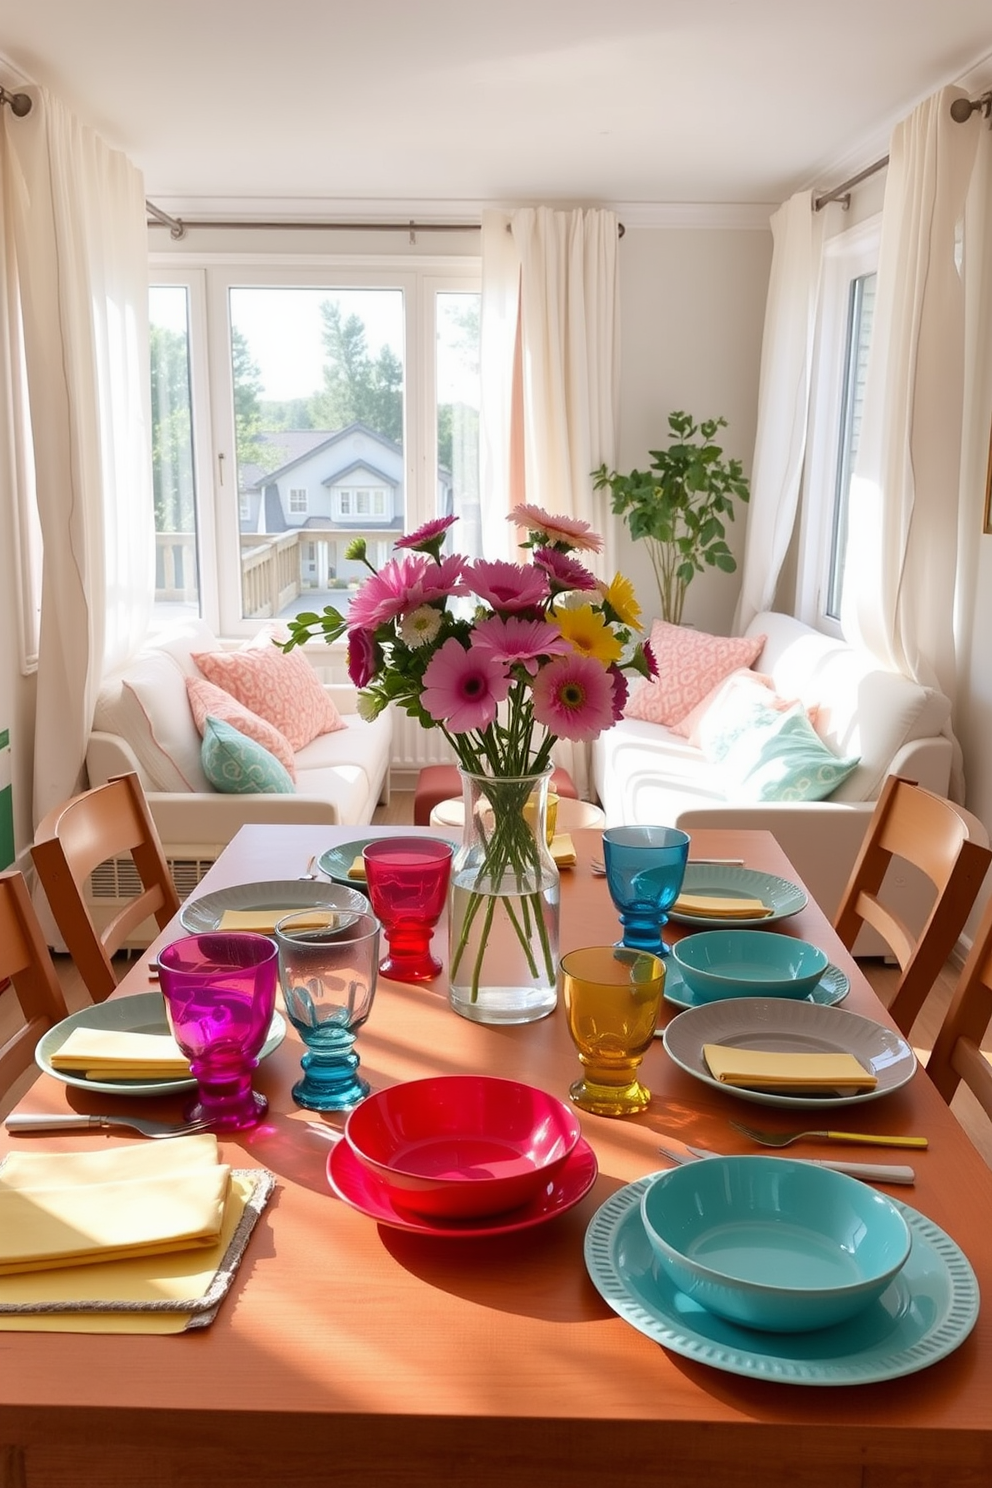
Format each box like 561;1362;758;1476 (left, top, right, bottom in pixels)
3;824;992;1488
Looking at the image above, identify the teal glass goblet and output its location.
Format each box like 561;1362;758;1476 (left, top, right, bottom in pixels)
274;909;380;1111
601;826;690;957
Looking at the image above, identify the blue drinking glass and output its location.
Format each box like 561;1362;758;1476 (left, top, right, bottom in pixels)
601;826;690;956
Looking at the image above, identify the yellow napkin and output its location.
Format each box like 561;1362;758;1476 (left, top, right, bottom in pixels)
49;1027;191;1081
673;893;772;918
0;1134;230;1274
347;855;367;880
0;1135;268;1335
702;1044;878;1091
551;833;576;867
218;908;325;932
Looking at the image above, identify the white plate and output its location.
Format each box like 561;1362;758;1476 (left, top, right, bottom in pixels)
661;959;850;1012
584;1174;979;1386
180;879;369;932
669;867;807;927
36;992;287;1098
662;997;916;1108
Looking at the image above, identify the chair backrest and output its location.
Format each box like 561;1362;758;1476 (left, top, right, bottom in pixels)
833;775;992;1035
0;870;69;1104
31;772;180;1003
925;891;992;1121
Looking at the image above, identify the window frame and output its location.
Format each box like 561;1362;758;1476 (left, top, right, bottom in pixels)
149;252;481;640
795;215;880;638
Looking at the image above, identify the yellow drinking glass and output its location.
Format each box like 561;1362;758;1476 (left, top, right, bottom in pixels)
560;945;665;1116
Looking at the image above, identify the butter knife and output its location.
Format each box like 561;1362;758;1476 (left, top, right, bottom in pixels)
656;1140;915;1186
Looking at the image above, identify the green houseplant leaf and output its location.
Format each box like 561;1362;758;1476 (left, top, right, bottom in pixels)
593;410;750;625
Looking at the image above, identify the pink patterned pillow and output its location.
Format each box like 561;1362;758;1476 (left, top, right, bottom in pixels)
192;642;345;752
186;676;299;782
624;621;767;728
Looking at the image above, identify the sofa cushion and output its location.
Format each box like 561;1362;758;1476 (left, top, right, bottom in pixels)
625;622;766;727
93;650;211;793
671;668;810;746
712;704;861;803
200;717;296;795
192;641;346;751
186;676;298;782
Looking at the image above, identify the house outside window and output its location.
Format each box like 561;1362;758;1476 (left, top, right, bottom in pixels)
148;260;480;637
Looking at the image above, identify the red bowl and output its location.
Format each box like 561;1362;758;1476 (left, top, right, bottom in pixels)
343;1075;583;1219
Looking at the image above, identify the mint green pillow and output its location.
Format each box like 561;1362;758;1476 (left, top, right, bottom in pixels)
717;705;860;803
201;716;295;795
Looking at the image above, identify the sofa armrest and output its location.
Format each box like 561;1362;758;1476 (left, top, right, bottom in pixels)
674;800;875;924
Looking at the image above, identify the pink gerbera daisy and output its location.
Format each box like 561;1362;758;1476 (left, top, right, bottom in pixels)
531;653;616;742
532;547;598;592
473;615;572;676
464;559;549;613
348;552;465;631
421;637;511;733
608;663;630;722
347;627;379;688
508;503;604;553
393;514;457;556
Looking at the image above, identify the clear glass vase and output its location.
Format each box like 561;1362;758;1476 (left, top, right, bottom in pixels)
447;767;561;1024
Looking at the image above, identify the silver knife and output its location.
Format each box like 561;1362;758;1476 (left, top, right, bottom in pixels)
656;1140;915;1186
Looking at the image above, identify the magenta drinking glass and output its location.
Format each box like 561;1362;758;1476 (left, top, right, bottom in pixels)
362;838;453;981
157;932;278;1131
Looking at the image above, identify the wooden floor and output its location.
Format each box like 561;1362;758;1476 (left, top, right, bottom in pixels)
32;787;992;1168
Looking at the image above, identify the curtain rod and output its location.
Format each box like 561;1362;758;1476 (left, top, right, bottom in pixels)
145;202;625;241
814;88;992;212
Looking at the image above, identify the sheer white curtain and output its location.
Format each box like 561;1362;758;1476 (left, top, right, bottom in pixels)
3;86;153;824
842;86;980;799
480;206;620;572
734;190;825;634
479;206;621;794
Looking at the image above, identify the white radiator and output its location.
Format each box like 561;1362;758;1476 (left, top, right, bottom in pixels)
388;712;456;789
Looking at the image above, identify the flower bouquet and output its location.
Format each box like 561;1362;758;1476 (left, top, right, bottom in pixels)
283;505;656;1023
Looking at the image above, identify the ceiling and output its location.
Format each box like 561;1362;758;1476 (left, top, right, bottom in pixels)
1;0;991;219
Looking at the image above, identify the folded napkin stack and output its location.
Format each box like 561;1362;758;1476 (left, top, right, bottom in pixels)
50;1027;191;1081
0;1134;273;1334
702;1043;878;1092
672;893;772;919
218;908;328;932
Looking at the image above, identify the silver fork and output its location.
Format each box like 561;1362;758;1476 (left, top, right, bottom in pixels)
5;1113;215;1139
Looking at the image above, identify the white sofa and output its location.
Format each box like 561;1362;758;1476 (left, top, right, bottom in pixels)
591;611;954;922
85;618;392;907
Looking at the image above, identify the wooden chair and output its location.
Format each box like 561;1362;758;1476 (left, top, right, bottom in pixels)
925;891;992;1122
31;772;180;1004
0;870;68;1107
833;775;992;1036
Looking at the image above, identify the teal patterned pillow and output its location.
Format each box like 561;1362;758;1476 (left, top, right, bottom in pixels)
201;716;295;795
717;705;860;803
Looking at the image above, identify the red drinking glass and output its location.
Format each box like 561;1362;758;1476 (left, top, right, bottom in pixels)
157;932;278;1131
362;838;454;982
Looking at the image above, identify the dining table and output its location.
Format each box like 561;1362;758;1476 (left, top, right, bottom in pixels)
3;821;992;1488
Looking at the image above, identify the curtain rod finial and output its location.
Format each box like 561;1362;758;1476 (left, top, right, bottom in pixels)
0;87;32;117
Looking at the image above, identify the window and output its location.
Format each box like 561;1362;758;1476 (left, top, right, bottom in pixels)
149;285;200;622
797;217;880;636
148;259;480;637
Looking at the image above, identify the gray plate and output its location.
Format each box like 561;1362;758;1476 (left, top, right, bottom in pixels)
662;996;916;1108
180;878;369;932
669;866;807;928
36;992;286;1098
318;837;458;885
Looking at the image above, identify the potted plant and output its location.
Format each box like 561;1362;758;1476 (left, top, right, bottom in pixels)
592;410;750;625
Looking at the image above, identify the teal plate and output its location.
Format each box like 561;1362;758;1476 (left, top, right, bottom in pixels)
319;836;458;886
669;867;807;928
660;959;850;1014
584;1174;979;1386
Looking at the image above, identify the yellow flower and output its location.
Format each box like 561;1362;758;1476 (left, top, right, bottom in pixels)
554;604;623;665
601;572;642;629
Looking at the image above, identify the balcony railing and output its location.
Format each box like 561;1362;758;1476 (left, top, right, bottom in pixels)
155;530;359;621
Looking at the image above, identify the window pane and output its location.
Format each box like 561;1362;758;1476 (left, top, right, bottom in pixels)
437;291;480;556
228;287;405;622
825;271;876;621
149;285;199;621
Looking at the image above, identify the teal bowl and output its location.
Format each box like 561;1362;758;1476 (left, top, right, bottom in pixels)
672;928;829;1002
640;1155;911;1332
